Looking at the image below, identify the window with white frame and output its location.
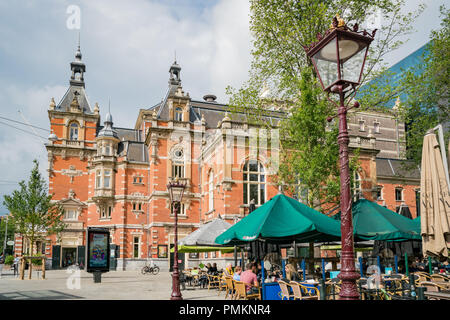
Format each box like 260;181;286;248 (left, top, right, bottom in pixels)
108;205;113;218
395;187;403;201
133;202;143;211
64;208;77;220
208;171;214;212
171;202;186;216
353;172;361;196
103;169;111;188
172;164;184;178
104;145;111;156
69;122;79;140
174;107;183;121
376;186;383;200
243;160;266;205
133;236;140;258
359;119;365;132
133;176;143;184
374;121;380;133
96;170;102;188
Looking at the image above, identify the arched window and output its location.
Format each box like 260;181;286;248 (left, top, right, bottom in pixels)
208;171;214;212
243;160;265;205
174;107;183;121
69;122;79;140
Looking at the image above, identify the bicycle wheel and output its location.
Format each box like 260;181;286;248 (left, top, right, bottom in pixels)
141;266;149;275
152;266;160;275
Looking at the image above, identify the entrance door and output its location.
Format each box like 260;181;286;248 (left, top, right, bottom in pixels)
52;245;61;269
110;244;119;271
77;246;85;269
61;247;77;268
169;244;185;272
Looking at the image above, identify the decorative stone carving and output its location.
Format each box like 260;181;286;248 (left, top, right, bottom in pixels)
61;166;83;183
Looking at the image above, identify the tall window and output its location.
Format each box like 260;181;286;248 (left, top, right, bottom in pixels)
133;236;140;258
376;186;383;200
374;121;380;133
243;160;265;205
353;172;361;196
104;169;111;188
69;122;79;140
171;202;185;216
359;120;365;132
96;170;102;188
108;205;113;218
415;190;421;216
105;145;111;156
174;107;183;121
208;172;214;212
395;187;403;201
172;164;184;178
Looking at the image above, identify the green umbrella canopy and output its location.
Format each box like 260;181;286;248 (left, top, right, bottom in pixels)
214;194;342;245
332;198;421;241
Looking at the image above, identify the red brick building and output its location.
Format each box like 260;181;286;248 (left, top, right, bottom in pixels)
14;46;421;270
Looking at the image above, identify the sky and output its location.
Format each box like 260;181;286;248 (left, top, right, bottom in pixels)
0;0;446;214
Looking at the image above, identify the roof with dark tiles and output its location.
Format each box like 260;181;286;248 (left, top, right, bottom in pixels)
376;158;420;179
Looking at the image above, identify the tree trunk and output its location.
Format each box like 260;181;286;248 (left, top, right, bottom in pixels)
41;257;45;280
20;257;25;280
28;258;32;280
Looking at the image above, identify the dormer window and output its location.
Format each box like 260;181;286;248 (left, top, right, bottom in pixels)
69;122;79;140
359;120;365;132
374;121;380;133
174;107;183;121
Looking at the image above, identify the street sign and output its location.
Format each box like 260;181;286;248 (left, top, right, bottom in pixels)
7;241;14;246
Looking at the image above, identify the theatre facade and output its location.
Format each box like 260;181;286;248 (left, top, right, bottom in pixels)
13;46;420;270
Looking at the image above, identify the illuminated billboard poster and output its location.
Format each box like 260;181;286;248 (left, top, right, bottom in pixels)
86;228;110;272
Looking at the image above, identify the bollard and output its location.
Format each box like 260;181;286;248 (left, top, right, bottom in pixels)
409;273;416;299
93;271;102;283
319;278;326;300
416;286;426;300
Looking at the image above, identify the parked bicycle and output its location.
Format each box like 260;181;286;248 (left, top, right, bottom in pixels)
141;264;160;275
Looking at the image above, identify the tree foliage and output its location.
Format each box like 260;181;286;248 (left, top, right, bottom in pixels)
399;6;450;167
226;0;423;208
3;160;65;257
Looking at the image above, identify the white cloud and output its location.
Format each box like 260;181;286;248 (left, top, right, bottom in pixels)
0;0;253;212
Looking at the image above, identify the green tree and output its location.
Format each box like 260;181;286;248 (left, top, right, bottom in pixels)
399;6;450;168
226;0;423;208
0;216;16;255
3;160;65;278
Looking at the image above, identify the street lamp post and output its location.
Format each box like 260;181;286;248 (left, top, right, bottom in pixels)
304;15;376;300
167;178;187;300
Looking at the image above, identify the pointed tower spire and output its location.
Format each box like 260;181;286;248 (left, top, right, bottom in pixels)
70;35;86;87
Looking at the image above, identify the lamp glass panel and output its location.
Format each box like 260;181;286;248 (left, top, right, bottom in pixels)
313;38;338;89
340;45;367;84
171;185;185;202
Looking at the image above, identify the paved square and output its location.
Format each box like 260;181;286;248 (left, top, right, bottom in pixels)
0;269;224;300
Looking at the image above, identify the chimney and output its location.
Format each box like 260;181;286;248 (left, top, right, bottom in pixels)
203;94;217;103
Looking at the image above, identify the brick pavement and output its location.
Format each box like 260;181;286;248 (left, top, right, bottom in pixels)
0;268;224;300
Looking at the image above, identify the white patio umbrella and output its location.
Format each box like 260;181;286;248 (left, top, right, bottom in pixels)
420;130;450;258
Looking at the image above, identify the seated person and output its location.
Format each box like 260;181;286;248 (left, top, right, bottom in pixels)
255;262;268;283
233;266;242;281
240;262;259;295
210;263;218;274
223;263;234;277
206;263;214;274
283;263;301;282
